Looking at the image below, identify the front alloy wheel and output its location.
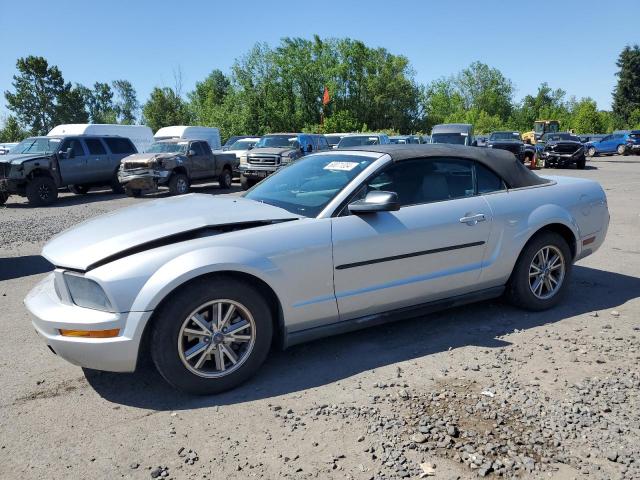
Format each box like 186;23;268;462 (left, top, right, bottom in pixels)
528;245;565;300
617;144;626;155
178;300;256;378
151;277;273;394
587;147;596;157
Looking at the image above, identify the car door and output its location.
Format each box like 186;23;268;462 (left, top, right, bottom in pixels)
331;157;493;321
598;135;613;153
187;141;205;179
83;137;111;182
57;137;89;185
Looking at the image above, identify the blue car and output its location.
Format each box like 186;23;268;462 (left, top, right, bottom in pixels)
625;130;640;155
585;132;630;157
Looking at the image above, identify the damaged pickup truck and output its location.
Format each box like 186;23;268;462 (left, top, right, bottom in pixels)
117;139;238;197
537;133;586;169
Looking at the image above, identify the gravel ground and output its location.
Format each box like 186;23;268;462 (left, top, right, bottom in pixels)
1;157;639;479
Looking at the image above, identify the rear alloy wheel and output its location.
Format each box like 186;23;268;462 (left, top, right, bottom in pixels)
169;173;189;195
70;184;90;195
26;176;58;206
506;231;571;311
617;144;626;155
151;278;273;394
587;147;596;157
219;168;232;189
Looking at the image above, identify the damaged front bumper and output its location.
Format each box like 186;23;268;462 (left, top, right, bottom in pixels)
540;150;583;166
117;168;171;190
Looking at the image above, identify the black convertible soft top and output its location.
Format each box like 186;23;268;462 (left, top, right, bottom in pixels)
345;144;550;189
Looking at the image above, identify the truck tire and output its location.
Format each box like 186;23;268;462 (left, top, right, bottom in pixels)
69;184;90;195
125;187;142;198
0;192;8;205
219;168;232;189
505;231;572;311
168;173;189;195
576;156;586;169
26;176;58;206
240;175;255;191
111;171;125;194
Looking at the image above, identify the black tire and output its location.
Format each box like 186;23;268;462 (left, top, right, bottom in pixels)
616;144;626;156
26;176;58;206
505;231;572;311
69;184;90;195
150;277;273;394
168;173;189;195
576;156;586;169
125;187;142;198
240;175;255;191
219;168;232;189
587;147;596;157
0;192;8;205
111;171;125;194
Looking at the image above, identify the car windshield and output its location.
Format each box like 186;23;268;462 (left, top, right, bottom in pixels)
255;135;297;148
9;137;62;155
245;153;376;217
326;136;342;146
630;133;640;140
146;142;188;153
228;139;257;150
338;136;380;147
490;132;521;141
431;133;467;145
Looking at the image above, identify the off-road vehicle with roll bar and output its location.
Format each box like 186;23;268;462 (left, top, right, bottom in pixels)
117;139;238;197
0;135;136;206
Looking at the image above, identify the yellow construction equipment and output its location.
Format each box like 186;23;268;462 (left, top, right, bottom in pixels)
522;120;560;144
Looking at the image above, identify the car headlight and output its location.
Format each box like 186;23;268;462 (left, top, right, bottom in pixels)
280;155;290;164
64;273;113;312
240;155;248;165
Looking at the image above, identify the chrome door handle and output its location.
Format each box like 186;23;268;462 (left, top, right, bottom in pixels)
459;213;486;225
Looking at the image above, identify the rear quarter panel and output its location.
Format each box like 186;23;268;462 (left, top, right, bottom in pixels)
479;176;608;286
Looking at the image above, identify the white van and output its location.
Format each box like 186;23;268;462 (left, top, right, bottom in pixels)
47;124;154;153
154;126;221;151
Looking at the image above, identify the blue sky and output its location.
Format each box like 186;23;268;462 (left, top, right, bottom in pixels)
1;0;637;120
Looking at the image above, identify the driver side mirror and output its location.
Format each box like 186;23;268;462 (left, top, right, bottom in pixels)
348;191;400;214
188;149;196;156
60;147;74;159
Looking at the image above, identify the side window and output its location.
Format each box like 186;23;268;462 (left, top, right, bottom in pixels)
475;163;505;194
318;136;329;149
85;138;107;155
61;138;85;157
199;141;212;154
191;142;205;156
104;138;135;154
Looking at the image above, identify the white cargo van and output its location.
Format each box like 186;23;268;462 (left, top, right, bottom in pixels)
154;126;221;151
47;124;154;153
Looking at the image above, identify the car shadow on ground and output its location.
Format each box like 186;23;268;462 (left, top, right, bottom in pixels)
2;183;242;208
0;255;53;281
84;265;640;410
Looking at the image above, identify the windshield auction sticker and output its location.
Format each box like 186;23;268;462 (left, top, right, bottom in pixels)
324;161;359;171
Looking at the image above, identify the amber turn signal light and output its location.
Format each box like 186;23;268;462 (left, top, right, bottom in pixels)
59;329;120;338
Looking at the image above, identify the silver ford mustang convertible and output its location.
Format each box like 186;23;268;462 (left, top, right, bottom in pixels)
25;145;609;394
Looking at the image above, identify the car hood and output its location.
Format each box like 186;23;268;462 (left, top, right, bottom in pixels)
42;194;301;271
0;153;51;165
121;152;181;166
249;147;291;155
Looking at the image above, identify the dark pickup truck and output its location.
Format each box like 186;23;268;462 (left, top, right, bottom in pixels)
117;139;238;196
0;135;136;206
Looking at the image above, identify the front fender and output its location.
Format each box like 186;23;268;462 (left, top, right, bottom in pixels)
127;246;285;336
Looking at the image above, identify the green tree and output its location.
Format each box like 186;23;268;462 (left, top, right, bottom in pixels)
0;116;28;142
87;82;117;123
56;84;90;124
4;56;68;135
571;98;604;133
112;80;139;124
612;45;640;124
454;61;514;120
142;87;191;132
423;78;465;130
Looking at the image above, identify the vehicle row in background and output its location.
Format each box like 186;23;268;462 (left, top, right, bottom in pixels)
239;133;330;190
